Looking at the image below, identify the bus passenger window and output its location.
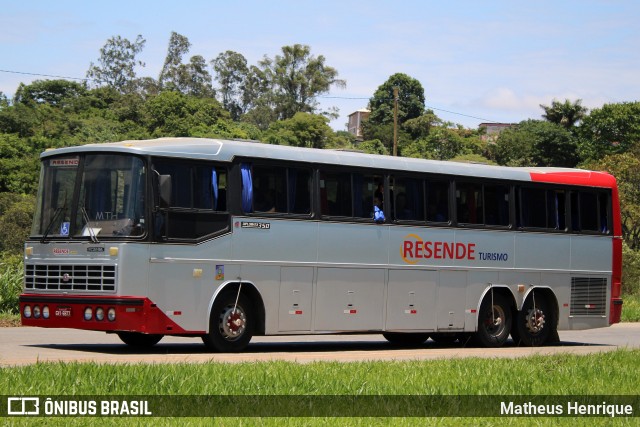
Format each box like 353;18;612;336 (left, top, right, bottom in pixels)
456;182;483;225
252;166;285;213
392;177;423;221
519;188;546;228
426;180;449;222
320;171;352;217
353;173;384;218
484;184;509;226
575;191;599;232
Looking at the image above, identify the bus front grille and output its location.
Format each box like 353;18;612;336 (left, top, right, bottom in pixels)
570;277;607;316
24;264;117;292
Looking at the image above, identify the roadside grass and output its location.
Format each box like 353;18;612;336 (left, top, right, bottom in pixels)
621;293;640;322
1;350;639;425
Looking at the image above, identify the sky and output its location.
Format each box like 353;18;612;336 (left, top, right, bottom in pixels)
1;1;639;131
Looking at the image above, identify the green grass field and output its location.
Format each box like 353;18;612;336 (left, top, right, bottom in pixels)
1;350;639;425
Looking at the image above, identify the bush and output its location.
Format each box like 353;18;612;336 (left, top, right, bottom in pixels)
0;253;23;314
0;193;35;255
623;243;640;296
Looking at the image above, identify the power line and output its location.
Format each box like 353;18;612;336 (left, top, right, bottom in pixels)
319;94;499;122
1;68;500;122
0;69;90;82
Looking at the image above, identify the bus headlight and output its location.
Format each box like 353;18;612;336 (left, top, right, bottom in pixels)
33;306;41;319
95;307;104;321
23;305;32;318
42;306;50;319
107;307;116;322
84;307;93;321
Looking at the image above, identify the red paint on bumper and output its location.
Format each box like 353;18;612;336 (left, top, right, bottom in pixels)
19;294;203;335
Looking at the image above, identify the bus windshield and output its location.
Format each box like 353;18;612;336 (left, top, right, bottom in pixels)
32;154;147;240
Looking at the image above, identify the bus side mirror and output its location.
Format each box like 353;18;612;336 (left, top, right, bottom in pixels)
158;175;172;208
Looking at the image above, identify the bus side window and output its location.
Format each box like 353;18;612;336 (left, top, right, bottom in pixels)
456;182;483;225
426;180;448;222
320;171;352;217
393;177;423;221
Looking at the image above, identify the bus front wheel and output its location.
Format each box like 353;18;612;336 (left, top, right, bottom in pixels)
475;293;512;347
202;290;254;352
117;332;163;347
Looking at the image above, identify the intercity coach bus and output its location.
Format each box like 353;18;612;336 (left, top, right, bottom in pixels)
20;138;623;352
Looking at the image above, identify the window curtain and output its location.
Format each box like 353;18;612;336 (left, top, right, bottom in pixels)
241;163;253;213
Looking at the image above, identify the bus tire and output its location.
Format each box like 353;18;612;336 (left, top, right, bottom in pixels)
382;332;429;346
513;293;556;347
202;290;254;352
117;332;163;347
474;293;511;347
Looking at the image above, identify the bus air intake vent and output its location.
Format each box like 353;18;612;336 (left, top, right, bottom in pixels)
570;277;607;316
24;264;117;292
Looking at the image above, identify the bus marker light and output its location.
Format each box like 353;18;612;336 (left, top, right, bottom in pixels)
344;309;357;314
107;308;116;322
466;309;477;314
84;307;93;321
95;307;105;321
23;305;32;318
518;284;526;293
125;307;137;313
25;247;33;256
289;310;303;315
33;306;41;319
109;247;118;256
404;309;417;314
42;306;50;319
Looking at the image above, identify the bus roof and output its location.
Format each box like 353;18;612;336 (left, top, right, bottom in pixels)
41;137;616;188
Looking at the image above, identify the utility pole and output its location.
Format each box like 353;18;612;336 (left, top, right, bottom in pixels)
393;86;399;156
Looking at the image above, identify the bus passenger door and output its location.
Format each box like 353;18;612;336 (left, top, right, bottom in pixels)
437;270;467;330
278;267;313;332
385;269;438;331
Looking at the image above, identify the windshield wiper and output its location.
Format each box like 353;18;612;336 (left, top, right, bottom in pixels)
40;207;64;243
81;206;99;243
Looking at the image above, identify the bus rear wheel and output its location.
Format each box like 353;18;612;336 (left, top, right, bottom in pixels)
202;290;254;352
117;332;163;347
474;293;511;347
382;332;429;346
513;292;556;347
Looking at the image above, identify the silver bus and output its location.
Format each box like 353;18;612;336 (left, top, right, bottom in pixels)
20;138;623;351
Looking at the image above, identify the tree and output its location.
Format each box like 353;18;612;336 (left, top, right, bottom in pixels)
540;99;588;129
86;35;146;93
159;32;191;88
13;80;87;107
263;44;346;120
490;120;578;167
368;73;425;126
357;139;388;155
0;92;8;108
143;91;227;137
263;112;334;148
158;32;214;98
212;51;249;120
578;101;640;161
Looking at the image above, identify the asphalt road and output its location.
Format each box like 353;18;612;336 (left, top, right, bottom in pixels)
1;323;639;366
